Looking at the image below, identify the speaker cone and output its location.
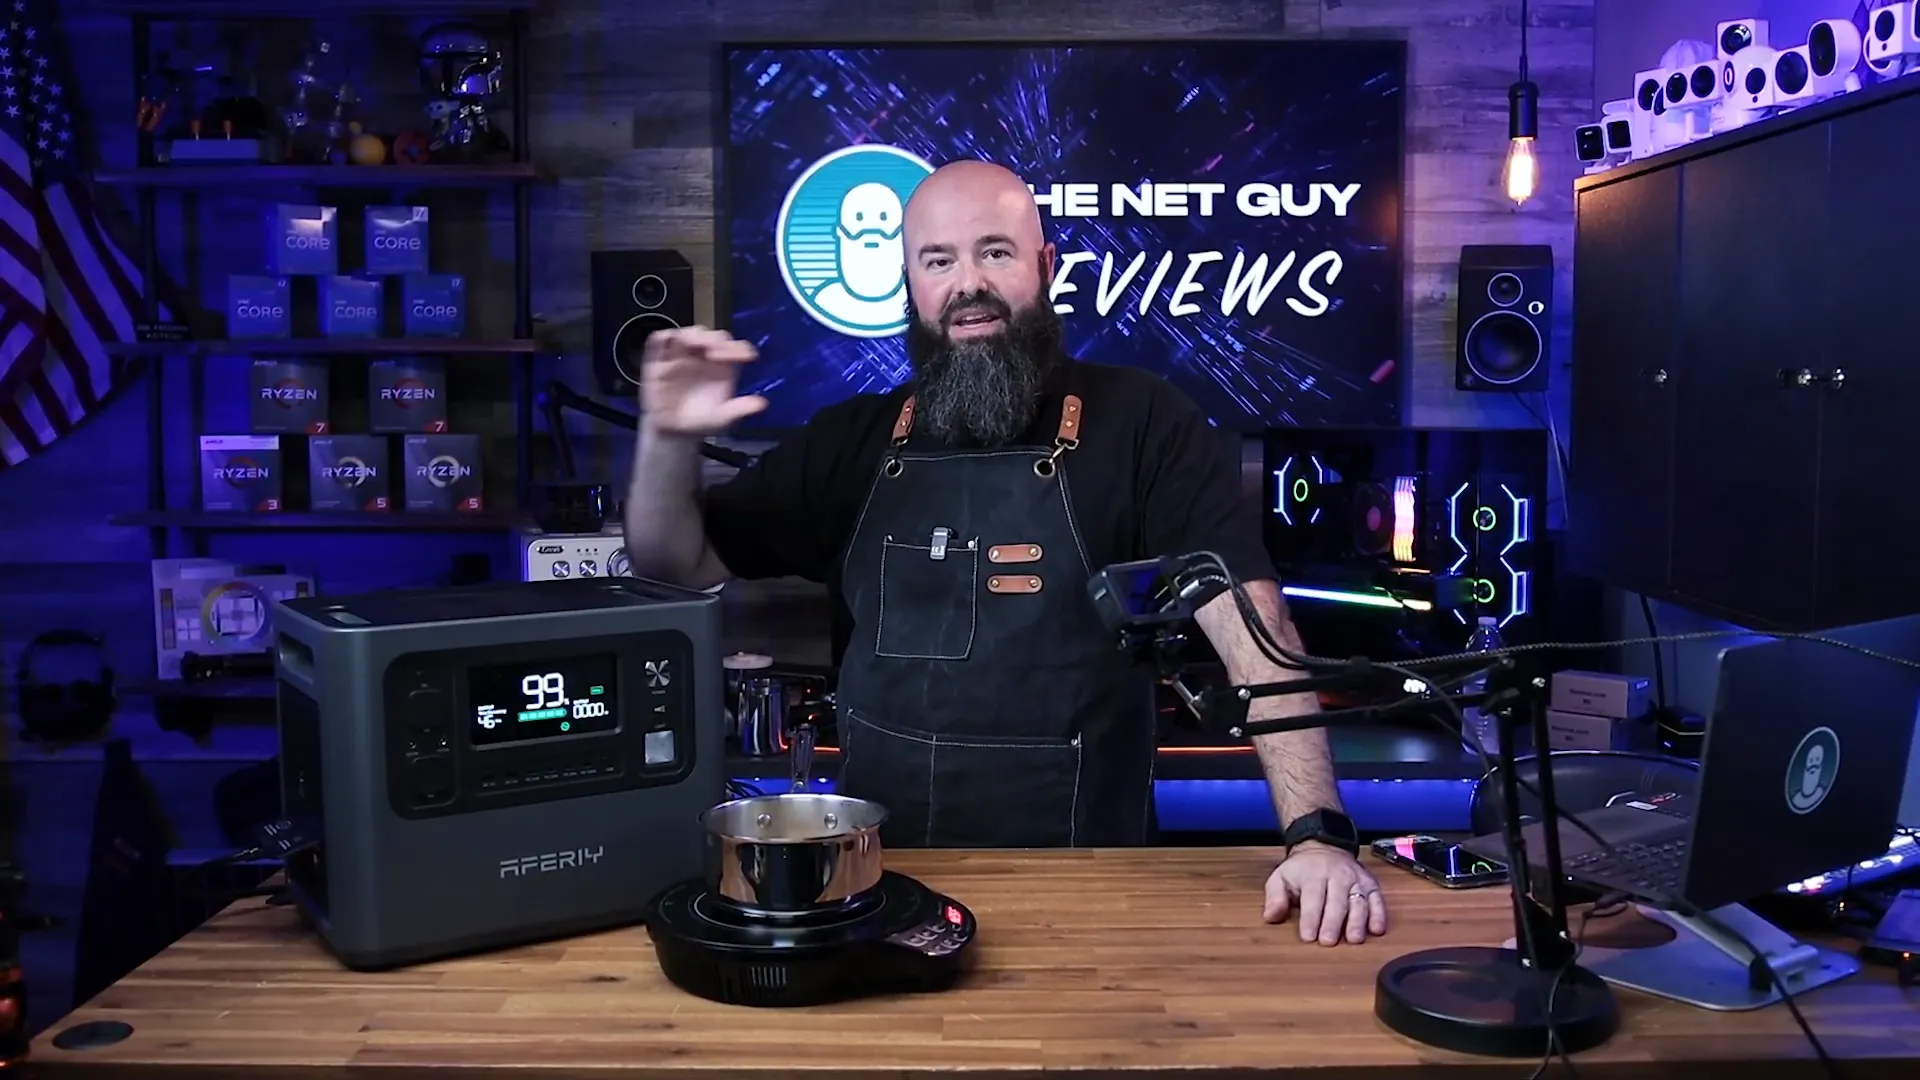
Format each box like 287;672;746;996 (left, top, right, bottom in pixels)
1463;311;1543;386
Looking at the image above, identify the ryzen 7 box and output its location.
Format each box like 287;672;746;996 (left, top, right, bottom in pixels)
199;435;283;512
248;359;329;434
320;275;384;338
403;434;483;512
368;358;447;433
269;204;338;276
365;205;430;275
227;275;291;339
401;274;465;337
308;434;391;512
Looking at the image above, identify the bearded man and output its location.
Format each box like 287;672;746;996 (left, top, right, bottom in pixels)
624;159;1389;946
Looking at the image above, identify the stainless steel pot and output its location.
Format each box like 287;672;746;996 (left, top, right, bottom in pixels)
700;792;887;911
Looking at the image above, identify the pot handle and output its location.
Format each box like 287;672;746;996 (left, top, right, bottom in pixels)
789;723;815;793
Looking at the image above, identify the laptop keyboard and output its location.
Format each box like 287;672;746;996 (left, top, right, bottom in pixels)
1563;837;1687;897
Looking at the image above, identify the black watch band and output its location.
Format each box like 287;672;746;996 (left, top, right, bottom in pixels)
1282;809;1360;856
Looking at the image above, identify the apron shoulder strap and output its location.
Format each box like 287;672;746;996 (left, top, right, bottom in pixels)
886;387;1084;459
891;396;917;446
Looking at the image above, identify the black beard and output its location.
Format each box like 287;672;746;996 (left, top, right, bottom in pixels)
904;291;1065;447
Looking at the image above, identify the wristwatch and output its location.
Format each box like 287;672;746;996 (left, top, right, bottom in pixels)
1282;809;1360;857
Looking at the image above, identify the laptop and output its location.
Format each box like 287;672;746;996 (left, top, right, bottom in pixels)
1463;613;1920;911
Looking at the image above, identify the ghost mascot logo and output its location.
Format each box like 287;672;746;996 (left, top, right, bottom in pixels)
260;377;317;408
1784;725;1841;815
776;144;936;338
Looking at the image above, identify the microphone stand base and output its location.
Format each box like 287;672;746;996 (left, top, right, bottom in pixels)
1374;945;1619;1058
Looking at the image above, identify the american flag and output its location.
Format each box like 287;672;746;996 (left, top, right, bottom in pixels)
1;0;159;471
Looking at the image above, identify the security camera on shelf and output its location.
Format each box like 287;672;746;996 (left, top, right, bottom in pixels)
1573;100;1635;174
1864;2;1920;79
1771;18;1865;113
1630;37;1717;158
1714;18;1778;133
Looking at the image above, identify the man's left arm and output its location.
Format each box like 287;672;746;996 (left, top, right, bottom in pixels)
1191;581;1340;828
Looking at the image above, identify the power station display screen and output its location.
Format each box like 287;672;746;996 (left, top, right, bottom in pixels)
468;654;619;747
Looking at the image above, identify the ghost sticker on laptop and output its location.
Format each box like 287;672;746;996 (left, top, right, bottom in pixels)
1785;726;1841;815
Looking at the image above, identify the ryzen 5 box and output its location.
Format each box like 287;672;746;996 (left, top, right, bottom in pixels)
199;434;283;512
403;434;483;512
228;275;291;339
269;204;338;276
320;275;384;338
248;359;329;434
365;205;430;275
401;274;465;337
308;434;391;512
368;358;447;433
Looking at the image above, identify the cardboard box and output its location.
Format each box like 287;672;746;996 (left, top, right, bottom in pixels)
368;358;448;433
249;359;328;434
199;434;282;512
1550;670;1653;719
402;433;483;512
308;434;391;511
365;205;430;275
227;275;291;339
269;203;338;275
401;273;465;337
319;275;384;338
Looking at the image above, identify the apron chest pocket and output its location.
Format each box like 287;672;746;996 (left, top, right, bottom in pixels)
874;531;979;661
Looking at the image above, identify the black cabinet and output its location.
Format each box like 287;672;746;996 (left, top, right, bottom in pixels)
1567;170;1680;596
1570;77;1920;632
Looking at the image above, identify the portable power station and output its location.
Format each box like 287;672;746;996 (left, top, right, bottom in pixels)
272;577;725;970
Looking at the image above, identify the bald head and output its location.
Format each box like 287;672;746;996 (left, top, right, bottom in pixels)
902;159;1055;342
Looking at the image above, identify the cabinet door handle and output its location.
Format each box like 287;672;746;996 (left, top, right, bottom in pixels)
1778;368;1813;388
1810;368;1846;390
1648;368;1669;385
1778;368;1846;389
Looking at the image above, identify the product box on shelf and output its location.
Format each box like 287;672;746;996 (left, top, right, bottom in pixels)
269;203;338;276
365;205;430;275
368;358;448;433
320;275;384;338
308;434;391;512
227;275;291;339
198;434;283;512
401;274;465;337
151;558;315;681
248;358;329;434
402;433;483;512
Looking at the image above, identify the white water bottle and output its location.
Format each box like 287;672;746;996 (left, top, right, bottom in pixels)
1459;616;1507;757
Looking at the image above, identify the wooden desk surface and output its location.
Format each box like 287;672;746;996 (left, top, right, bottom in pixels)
28;848;1920;1079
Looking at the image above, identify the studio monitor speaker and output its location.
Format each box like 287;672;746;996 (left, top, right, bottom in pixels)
1454;244;1552;392
590;249;696;396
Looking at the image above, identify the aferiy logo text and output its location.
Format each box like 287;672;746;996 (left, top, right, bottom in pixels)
499;846;605;878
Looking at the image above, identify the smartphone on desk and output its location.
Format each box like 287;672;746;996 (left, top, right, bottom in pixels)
1370;834;1507;889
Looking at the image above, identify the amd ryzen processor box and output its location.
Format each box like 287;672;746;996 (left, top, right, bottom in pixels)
308;434;391;512
402;433;482;512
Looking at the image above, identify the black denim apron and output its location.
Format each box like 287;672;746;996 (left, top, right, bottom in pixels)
834;388;1158;847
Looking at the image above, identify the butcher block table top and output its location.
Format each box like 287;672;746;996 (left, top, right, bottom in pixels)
29;848;1920;1079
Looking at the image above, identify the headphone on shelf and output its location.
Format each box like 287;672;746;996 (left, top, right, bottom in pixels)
14;629;118;743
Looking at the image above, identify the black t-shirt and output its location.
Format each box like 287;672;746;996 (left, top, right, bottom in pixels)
701;357;1275;614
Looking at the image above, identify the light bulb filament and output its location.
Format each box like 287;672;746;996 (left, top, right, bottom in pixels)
1503;137;1538;205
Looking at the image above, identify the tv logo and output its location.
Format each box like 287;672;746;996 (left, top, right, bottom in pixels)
775;144;934;339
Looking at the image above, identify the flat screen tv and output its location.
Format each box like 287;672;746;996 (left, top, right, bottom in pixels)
718;40;1407;432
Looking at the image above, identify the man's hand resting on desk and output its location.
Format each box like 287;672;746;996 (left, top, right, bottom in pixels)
1264;843;1390;946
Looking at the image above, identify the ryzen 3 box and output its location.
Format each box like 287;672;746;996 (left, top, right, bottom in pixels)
403;433;483;512
401;274;465;337
227;275;291;339
368;358;447;433
248;358;329;434
199;434;283;512
268;203;338;276
308;434;391;512
319;276;384;338
365;205;430;275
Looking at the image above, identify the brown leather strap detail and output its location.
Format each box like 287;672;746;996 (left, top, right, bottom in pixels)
987;544;1043;564
986;574;1043;594
892;396;917;443
1055;395;1083;443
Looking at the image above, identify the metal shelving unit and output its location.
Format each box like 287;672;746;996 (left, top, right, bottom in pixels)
109;0;543;551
